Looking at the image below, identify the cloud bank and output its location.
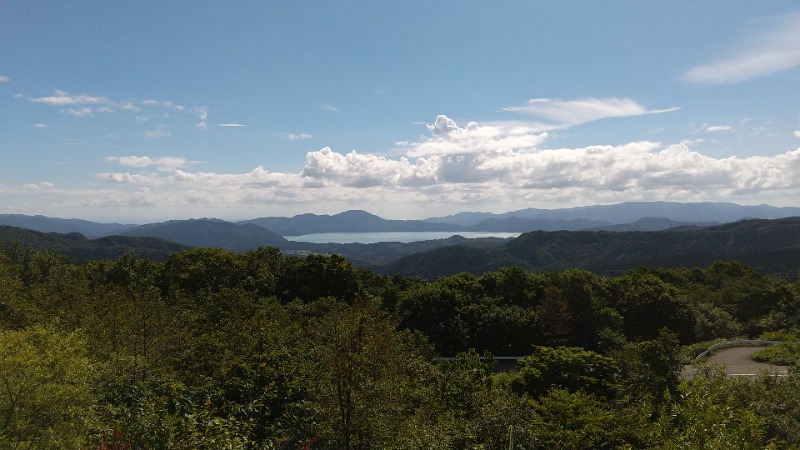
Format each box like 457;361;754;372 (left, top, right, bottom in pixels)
6;114;798;221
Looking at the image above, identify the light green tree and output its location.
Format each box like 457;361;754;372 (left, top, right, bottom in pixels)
0;326;97;449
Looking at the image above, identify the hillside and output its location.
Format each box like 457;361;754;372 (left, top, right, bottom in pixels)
120;219;288;251
382;217;800;279
0;214;133;238
0;225;188;261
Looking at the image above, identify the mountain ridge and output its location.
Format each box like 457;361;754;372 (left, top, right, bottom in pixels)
3;202;800;237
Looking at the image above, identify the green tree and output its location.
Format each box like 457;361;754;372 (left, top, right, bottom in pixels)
308;300;425;450
0;326;97;449
511;346;619;400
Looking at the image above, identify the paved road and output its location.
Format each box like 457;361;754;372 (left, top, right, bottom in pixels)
683;346;789;378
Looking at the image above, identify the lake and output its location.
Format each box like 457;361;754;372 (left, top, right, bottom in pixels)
283;231;521;244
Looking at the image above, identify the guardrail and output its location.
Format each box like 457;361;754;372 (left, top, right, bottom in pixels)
695;340;780;360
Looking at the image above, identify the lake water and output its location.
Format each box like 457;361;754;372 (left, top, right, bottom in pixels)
284;231;521;244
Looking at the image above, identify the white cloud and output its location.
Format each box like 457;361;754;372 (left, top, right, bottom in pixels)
142;99;176;108
795;130;800;138
401;115;549;157
107;155;190;171
76;130;800;220
319;104;339;112
8;114;800;221
144;125;171;139
119;102;140;112
503;97;679;127
218;123;246;127
0;75;9;83
288;133;313;140
32;123;48;128
30;90;110;106
706;125;732;132
682;12;800;84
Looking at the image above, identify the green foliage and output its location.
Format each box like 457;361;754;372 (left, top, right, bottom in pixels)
2;244;800;449
531;389;644;450
613;329;682;405
307;300;425;450
656;368;766;450
512;346;619;399
0;326;97;449
752;341;800;365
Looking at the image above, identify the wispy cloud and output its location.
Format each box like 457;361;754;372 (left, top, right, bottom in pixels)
63;107;94;117
30;90;110;106
28;91;211;129
682;12;800;84
217;123;246;127
144;125;170;139
705;125;732;132
0;75;9;83
288;133;313;140
319;104;339;112
503;97;678;127
32;123;48;128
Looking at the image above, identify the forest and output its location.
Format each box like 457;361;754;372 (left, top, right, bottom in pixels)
2;244;800;449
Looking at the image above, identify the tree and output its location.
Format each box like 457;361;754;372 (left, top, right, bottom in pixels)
0;326;97;449
308;300;425;450
511;346;619;400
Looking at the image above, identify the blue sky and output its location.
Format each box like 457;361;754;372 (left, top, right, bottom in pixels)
2;2;800;223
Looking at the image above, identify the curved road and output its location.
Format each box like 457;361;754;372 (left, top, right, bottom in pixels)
683;346;789;378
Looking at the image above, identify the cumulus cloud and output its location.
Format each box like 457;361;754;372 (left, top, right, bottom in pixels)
402;115;549;157
682;12;800;84
503;97;679;127
79;126;800;220
7;113;800;220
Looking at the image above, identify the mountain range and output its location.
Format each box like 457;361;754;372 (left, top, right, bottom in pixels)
1;204;799;280
3;202;800;238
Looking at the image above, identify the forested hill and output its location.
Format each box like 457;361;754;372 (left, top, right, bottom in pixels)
0;225;189;261
119;218;288;251
382;217;800;279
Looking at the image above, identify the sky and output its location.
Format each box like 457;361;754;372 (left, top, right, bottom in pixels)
2;1;800;223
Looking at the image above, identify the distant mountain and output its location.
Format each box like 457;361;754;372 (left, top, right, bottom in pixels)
120;218;287;251
0;225;188;261
383;217;800;279
240;210;459;236
466;217;611;232
0;214;134;238
425;202;800;227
